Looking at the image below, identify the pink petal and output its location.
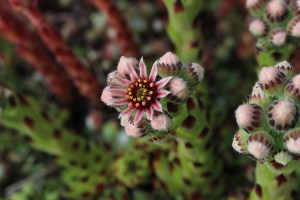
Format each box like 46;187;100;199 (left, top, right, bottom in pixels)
152;100;162;112
119;106;135;118
157;90;170;98
113;98;129;106
139;58;147;80
146;107;153;120
149;61;158;82
155;77;172;89
127;60;139;80
114;76;131;87
107;88;125;97
134;109;144;124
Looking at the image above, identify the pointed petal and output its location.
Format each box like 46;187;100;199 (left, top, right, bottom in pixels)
127;60;139;80
146;108;153;120
155;77;172;89
149;61;158;82
114;76;131;86
139;58;147;80
113;98;129;106
119;106;135;118
107;88;125;97
157;90;170;98
152;100;162;112
134;109;144;124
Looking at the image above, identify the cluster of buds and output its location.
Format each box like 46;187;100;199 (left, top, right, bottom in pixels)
233;60;300;168
101;52;204;141
247;0;300;49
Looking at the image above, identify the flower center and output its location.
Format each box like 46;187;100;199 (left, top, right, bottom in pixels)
125;79;156;108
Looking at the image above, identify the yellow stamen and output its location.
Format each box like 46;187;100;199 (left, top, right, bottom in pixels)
138;79;141;82
143;80;147;83
137;98;141;101
139;84;142;87
128;88;131;92
133;98;136;102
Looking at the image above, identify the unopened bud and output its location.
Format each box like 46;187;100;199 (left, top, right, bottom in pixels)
267;99;298;131
258;67;285;94
157;52;182;77
285;74;300;100
274;151;292;166
284;129;300;154
269;28;286;46
249;19;267;36
265;0;287;22
168;77;188;100
275;61;296;78
288;16;300;37
247;133;273;160
235;104;262;133
150;112;172;131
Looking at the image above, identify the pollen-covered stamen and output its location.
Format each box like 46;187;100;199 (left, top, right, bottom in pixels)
285;75;300;100
247;133;273;160
288;16;300;37
268;100;298;130
126;79;156;108
235;103;262;133
265;0;287;22
258;67;285;91
284;129;300;154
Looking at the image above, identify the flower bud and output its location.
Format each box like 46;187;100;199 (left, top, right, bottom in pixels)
267;99;298;131
232;130;248;153
291;0;300;14
124;118;147;138
275;61;296;78
288;16;300;37
284;129;300;154
117;56;138;76
168;77;188;100
249;19;267;36
235;104;263;133
274;151;292;166
157;52;182;77
150;112;172;131
258;67;285;94
269;28;286;46
247;133;273;160
184;63;204;87
285;75;300;100
246;0;264;10
248;82;268;105
265;0;287;22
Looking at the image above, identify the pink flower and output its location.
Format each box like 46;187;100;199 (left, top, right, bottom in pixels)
102;57;172;124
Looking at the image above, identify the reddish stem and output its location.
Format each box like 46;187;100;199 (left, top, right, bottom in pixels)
0;0;73;103
8;0;102;106
88;0;140;57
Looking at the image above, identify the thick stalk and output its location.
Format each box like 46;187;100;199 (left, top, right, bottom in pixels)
249;162;298;200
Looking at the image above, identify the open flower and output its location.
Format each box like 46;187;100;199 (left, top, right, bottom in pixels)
101;57;171;124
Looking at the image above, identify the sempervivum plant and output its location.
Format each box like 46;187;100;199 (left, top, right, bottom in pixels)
101;52;205;142
246;0;300;66
101;52;224;198
233;60;300;200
